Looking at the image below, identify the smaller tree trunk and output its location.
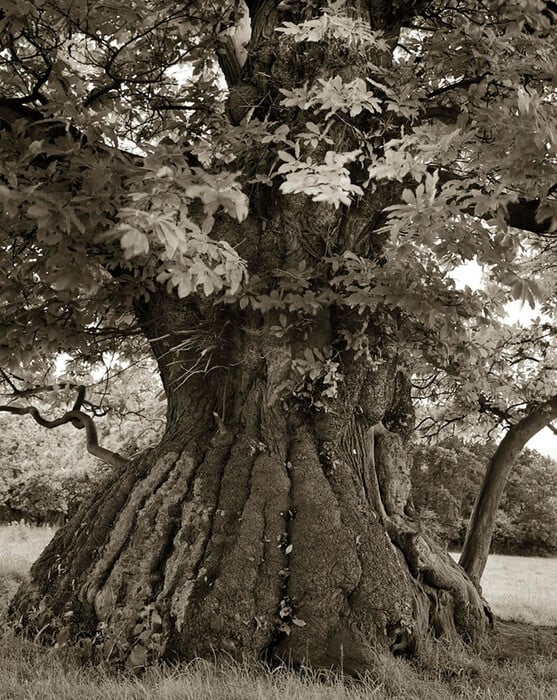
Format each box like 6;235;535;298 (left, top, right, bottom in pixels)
460;396;557;586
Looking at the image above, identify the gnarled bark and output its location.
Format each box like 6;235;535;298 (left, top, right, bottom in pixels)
9;0;490;673
10;294;488;673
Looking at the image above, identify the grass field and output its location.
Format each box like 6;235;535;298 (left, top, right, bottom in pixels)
479;554;557;627
0;524;556;700
0;522;56;610
449;552;557;627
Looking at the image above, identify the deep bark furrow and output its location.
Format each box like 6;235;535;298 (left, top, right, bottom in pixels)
193;438;259;588
186;429;237;576
259;442;296;662
82;450;184;610
159;430;235;639
273;425;363;667
189;381;267;589
193;452;290;657
90;449;201;633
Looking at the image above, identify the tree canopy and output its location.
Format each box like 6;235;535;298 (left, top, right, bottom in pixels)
2;0;557;672
0;0;556;395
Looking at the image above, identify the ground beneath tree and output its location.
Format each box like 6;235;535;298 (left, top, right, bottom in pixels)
481;620;557;662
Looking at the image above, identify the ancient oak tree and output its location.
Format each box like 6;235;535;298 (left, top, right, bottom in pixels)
1;0;556;672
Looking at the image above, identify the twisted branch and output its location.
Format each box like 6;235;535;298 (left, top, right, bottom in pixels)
0;386;129;469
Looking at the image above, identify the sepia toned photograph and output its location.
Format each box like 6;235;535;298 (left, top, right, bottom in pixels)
0;1;556;697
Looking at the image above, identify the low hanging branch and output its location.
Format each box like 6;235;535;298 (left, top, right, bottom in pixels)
0;385;129;469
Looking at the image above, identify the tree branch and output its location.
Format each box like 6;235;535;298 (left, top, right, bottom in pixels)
425;73;489;99
435;168;557;235
506;198;556;235
0;386;129;469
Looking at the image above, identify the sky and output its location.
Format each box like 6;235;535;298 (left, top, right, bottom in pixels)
527;427;556;459
452;261;556;460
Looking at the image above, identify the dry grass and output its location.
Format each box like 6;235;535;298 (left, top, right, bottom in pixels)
481;554;557;627
0;633;556;700
449;552;557;627
0;525;556;700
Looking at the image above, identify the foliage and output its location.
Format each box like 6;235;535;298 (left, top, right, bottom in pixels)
0;0;555;395
497;450;557;553
411;439;557;554
0;362;165;523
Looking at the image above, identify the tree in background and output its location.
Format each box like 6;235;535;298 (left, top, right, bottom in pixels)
410;439;484;543
410;440;557;556
496;448;557;554
414;319;557;585
0;0;556;672
460;394;557;585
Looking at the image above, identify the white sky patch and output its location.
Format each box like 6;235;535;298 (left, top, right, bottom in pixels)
450;260;557;459
527;427;557;459
504;299;539;325
450;259;483;290
450;259;546;323
55;353;71;375
55;352;125;381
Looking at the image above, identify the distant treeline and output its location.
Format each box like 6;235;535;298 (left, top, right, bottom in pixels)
411;437;557;556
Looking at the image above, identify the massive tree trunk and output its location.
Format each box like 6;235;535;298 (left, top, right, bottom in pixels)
10;291;488;673
10;0;489;673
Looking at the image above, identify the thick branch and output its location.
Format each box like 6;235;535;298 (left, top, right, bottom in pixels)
506;198;556;235
435;168;557;235
0;387;129;469
217;35;244;88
